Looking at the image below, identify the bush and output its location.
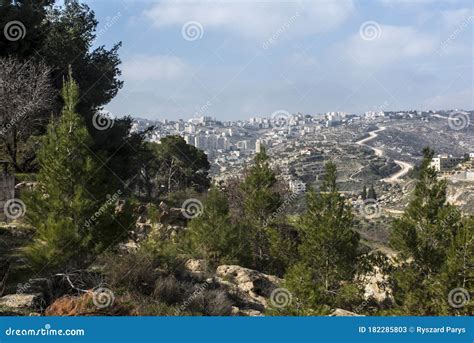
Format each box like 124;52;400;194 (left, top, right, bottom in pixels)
101;251;159;296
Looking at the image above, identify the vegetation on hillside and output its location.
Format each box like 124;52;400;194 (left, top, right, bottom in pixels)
0;0;471;317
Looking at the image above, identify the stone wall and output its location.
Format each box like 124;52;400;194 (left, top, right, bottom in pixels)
0;174;15;222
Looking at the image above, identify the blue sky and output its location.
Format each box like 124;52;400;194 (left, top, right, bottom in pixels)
86;0;473;121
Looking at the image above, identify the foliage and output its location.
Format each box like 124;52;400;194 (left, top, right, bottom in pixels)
283;161;363;313
185;187;249;266
155;136;210;195
24;71;133;271
0;0;53;58
389;147;473;315
1;0;148;184
240;147;283;271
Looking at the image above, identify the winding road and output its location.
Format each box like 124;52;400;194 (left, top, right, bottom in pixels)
355;126;413;183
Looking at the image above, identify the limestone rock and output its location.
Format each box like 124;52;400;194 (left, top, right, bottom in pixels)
330;308;363;316
360;266;393;305
0;293;45;314
184;259;207;274
214;265;282;311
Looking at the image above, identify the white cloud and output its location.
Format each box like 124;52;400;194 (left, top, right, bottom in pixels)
145;0;355;39
342;25;438;66
122;55;190;81
441;8;473;28
377;0;461;6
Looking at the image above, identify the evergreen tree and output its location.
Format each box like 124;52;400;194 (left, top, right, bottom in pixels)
240;147;282;270
0;0;53;59
154;135;210;195
361;185;367;200
1;1;147;183
389;147;471;315
186;187;248;266
367;185;377;200
24;70;133;271
284;162;362;314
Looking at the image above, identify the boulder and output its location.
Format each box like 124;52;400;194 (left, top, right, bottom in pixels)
231;306;263;316
0;293;45;315
45;292;132;316
330;308;363;316
184;259;207;274
214;265;282;312
360;266;393;305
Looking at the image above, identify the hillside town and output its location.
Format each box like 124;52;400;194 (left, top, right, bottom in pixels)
133;109;474;191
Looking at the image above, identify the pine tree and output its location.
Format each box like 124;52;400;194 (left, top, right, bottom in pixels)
361;185;367;200
389;147;471;315
240;147;282;270
186;187;248;266
439;216;474;315
367;185;376;200
284;161;361;314
24;69;133;271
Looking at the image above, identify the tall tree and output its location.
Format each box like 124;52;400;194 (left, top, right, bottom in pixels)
0;0;53;58
284;162;362;314
25;70;133;271
0;57;53;172
1;0;147;184
240;147;282;270
154;135;210;196
389;147;471;315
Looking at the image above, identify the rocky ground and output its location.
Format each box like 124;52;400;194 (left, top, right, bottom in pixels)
0;207;393;317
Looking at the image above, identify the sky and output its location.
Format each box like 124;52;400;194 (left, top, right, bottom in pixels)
85;0;473;121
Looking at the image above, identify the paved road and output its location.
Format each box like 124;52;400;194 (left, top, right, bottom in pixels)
355;126;413;183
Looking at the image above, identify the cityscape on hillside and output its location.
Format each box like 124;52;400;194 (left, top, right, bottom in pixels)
130;108;474;242
0;0;472;335
133;109;474;181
